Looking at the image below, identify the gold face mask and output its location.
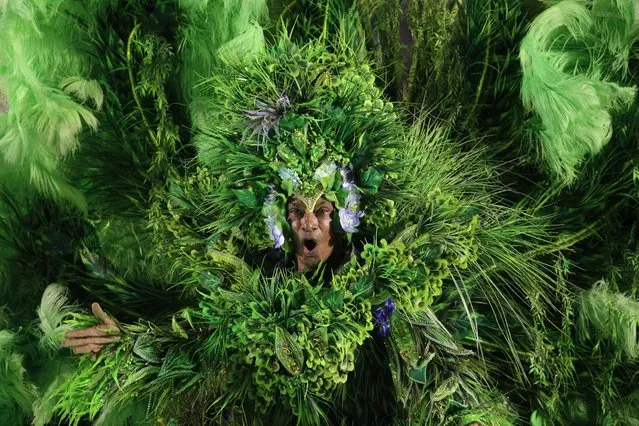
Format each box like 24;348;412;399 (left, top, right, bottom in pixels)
287;191;335;272
296;190;325;212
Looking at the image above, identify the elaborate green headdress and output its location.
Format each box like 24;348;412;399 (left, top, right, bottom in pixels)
195;39;403;251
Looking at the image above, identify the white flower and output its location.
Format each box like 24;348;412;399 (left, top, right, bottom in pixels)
313;162;338;181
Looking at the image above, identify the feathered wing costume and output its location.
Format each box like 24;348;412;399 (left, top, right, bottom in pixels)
1;1;638;425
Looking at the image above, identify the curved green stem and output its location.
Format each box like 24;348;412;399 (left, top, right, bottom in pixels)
464;13;493;130
126;22;158;148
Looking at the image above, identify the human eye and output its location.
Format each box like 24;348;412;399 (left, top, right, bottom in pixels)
289;208;303;218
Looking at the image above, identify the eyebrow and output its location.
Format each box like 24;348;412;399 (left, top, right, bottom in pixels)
315;201;332;209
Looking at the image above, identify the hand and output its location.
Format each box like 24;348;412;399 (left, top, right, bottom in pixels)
62;302;120;360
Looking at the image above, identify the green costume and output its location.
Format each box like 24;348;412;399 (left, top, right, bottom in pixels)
1;1;638;425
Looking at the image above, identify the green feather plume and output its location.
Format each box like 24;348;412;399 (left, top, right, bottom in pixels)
520;0;638;184
37;283;76;352
0;0;113;211
0;330;38;426
178;0;268;128
577;281;639;359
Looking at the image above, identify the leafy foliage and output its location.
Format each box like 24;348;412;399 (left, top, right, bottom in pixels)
0;1;638;426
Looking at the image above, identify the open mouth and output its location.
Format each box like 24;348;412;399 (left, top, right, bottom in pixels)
303;239;318;253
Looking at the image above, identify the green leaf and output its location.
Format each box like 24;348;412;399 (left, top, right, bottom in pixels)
232;189;257;208
281;179;294;196
279;113;305;131
431;374;459;402
171;316;189;339
408;352;436;384
123;365;158;387
350;274;374;299
391;317;419;364
322;290;344;309
531;410;548;426
399;310;473;356
360;166;383;194
275;326;305;376
320;175;333;191
331;171;341;192
324;191;338;204
133;334;161;364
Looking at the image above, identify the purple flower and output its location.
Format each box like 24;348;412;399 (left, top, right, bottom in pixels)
373;308;388;324
344;190;361;210
339;208;364;233
265;215;285;248
340;167;354;189
384;298;396;314
373;298;396;338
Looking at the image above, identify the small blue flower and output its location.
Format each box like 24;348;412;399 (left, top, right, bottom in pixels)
265;215;285;248
373;298;396;338
339;208;364;233
380;324;391;337
373;308;388;324
384;298;396;314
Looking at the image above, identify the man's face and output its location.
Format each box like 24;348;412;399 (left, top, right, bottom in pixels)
287;196;335;271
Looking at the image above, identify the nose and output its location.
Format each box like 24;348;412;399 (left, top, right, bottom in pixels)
301;211;318;232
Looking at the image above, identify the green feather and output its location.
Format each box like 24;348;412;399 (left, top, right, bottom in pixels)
37;283;76;351
577;281;639;359
0;330;38;426
520;0;638;183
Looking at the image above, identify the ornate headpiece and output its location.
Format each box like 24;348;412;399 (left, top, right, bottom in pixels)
196;40;402;250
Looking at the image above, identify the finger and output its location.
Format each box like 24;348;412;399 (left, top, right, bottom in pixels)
62;336;120;347
72;344;102;354
95;325;119;334
64;327;112;339
92;303;117;328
